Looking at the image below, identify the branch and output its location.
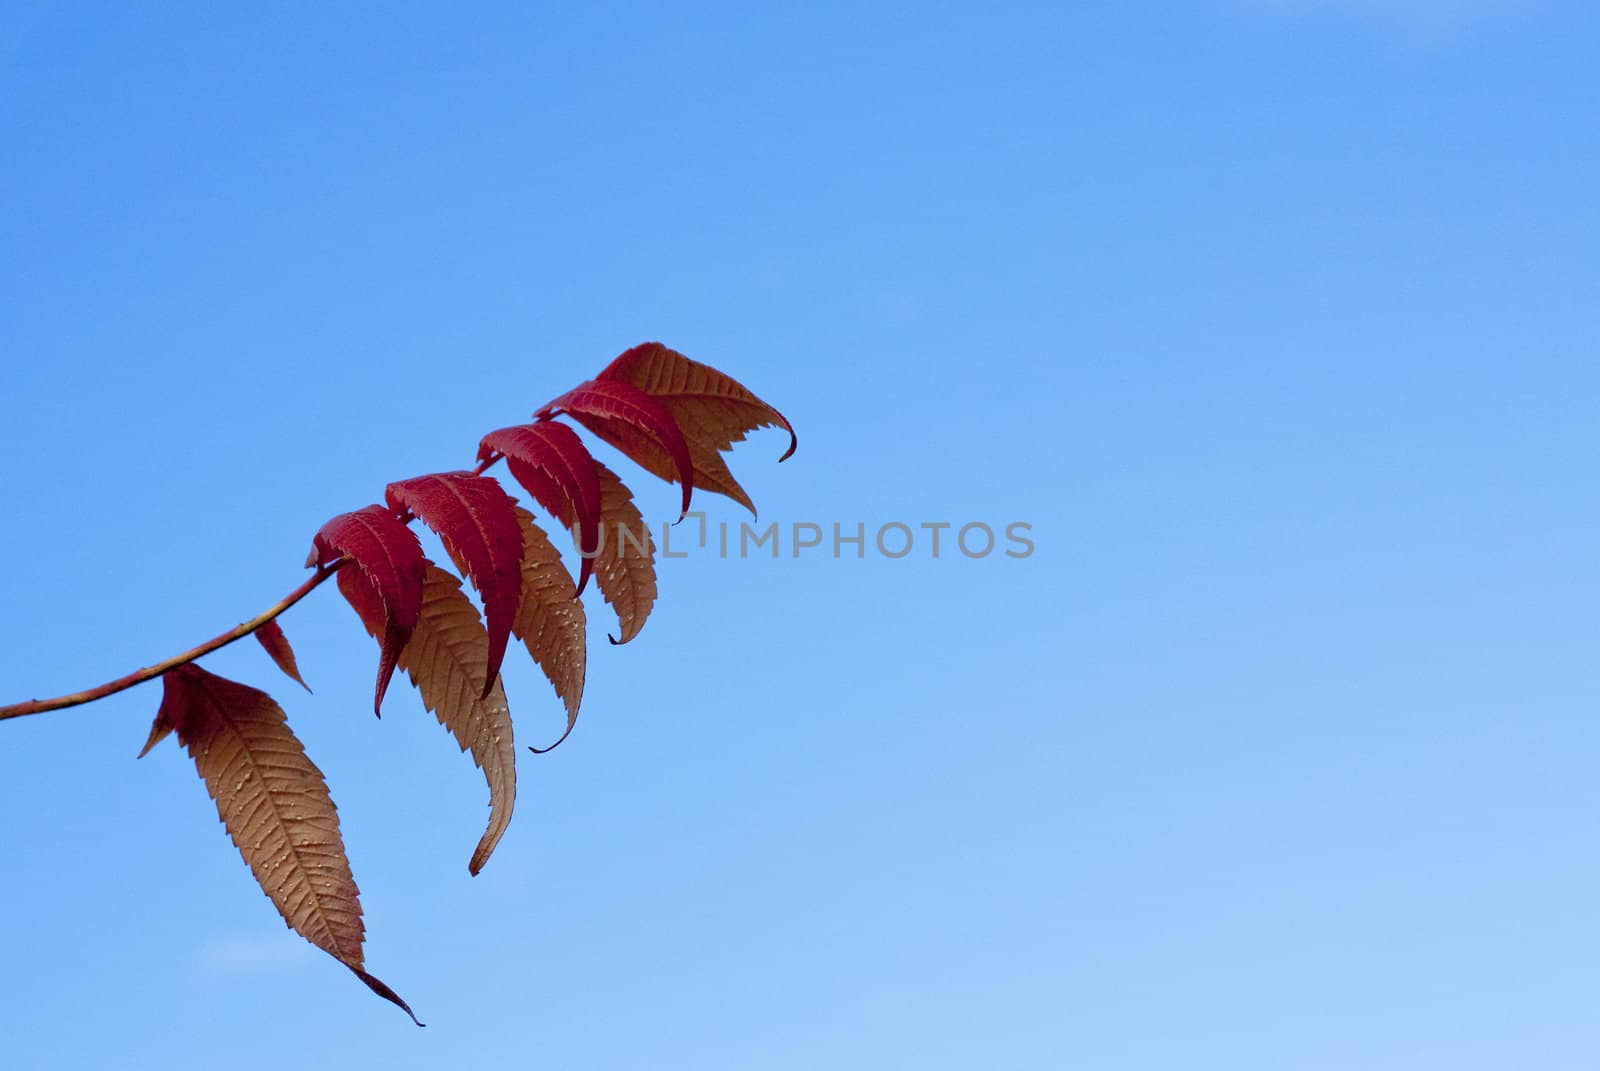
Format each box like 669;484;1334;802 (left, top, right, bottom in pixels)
0;454;503;723
0;563;346;722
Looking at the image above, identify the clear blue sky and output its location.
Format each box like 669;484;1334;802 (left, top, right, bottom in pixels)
2;2;1598;1067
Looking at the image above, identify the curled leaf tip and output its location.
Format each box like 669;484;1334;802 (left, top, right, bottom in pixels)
528;721;576;755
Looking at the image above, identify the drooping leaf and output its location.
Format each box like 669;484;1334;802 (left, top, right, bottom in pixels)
253;619;310;692
509;506;586;750
594;341;796;515
536;379;695;520
384;471;525;698
139;664;419;1025
590;462;657;645
478;422;602;596
339;564;515;876
307;505;426;714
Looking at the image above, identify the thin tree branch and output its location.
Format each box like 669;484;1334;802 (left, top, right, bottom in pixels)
0;563;345;722
0;450;506;722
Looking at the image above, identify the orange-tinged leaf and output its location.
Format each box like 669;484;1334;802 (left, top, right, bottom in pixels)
385;471;525;698
253;619;310;692
307;505;426;714
594;341;796;515
139;664;420;1025
591;462;657;645
537;378;695;520
478;422;602;596
509;506;586;750
339;563;515;875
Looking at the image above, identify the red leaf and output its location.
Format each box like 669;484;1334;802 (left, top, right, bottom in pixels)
385;472;525;698
536;378;695;520
595;342;795;515
307;505;426;714
339;563;517;875
253;619;310;692
478;422;602;596
140;664;420;1025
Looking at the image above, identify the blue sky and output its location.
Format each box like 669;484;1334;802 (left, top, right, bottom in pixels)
1;2;1597;1067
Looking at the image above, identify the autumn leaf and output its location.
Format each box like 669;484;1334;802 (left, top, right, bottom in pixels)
590;462;657;645
339;563;516;875
140;663;420;1025
594;341;795;515
479;421;602;596
509;506;586;750
385;471;525;698
307;505;426;714
254;619;310;692
536;378;695;520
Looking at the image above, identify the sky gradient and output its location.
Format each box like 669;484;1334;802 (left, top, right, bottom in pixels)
2;3;1598;1068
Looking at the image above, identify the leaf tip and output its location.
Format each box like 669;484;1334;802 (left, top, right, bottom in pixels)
137;719;171;759
350;965;425;1026
528;720;576;755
